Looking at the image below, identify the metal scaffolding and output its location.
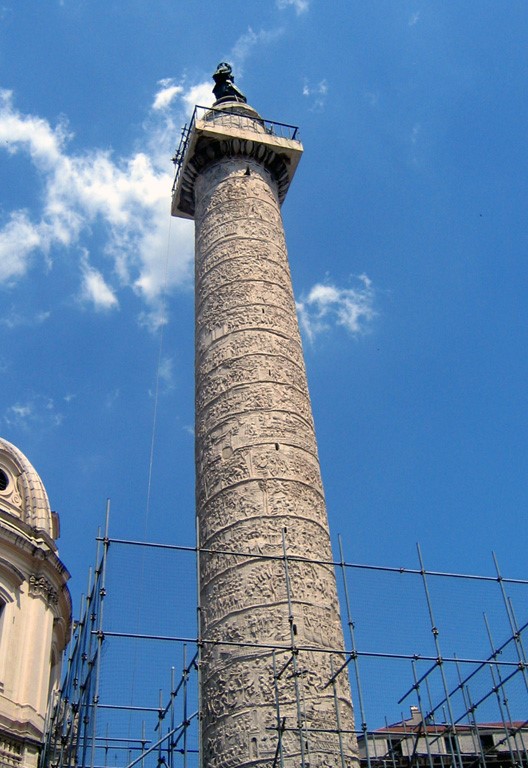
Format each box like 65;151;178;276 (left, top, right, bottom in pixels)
41;508;528;768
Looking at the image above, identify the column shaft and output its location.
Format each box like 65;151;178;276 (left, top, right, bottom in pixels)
195;156;357;768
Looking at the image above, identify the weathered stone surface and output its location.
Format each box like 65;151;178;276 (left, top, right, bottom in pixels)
194;133;357;767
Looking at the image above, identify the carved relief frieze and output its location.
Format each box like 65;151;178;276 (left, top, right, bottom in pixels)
196;303;301;355
201;196;284;232
196;381;313;434
197;331;306;379
197;444;324;505
197;277;295;320
193;141;291;206
193;151;358;767
196;247;291;295
197;248;290;293
197;371;312;430
199;645;356;766
200;519;335;587
197;171;278;214
197;214;287;253
199;556;341;638
198;478;328;543
197;304;299;350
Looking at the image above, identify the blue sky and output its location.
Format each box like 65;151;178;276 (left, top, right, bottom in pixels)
1;0;527;732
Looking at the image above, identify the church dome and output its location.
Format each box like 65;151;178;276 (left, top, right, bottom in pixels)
0;437;57;540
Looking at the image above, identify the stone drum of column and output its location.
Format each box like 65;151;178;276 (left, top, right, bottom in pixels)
194;148;358;768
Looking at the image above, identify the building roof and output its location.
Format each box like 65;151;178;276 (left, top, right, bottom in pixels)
0;437;57;540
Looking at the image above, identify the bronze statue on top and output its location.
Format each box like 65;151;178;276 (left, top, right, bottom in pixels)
212;62;247;104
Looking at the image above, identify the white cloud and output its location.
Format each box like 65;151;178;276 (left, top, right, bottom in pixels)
80;253;119;311
0;79;210;323
0;211;45;282
152;79;183;111
302;79;328;111
296;275;375;343
277;0;309;14
181;82;215;115
0;90;67;167
138;303;168;333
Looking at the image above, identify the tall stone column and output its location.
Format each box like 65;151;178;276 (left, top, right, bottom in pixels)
173;87;358;768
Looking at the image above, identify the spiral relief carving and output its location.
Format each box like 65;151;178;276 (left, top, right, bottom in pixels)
194;148;358;767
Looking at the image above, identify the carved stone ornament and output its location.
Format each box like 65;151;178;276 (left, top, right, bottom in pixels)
0;737;23;767
29;573;59;605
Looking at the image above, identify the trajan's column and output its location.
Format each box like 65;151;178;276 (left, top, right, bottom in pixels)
172;63;358;768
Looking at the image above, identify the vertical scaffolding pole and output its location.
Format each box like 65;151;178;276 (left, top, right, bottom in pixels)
81;556;99;768
157;689;164;767
417;544;463;768
424;677;448;768
492;553;528;693
384;716;398;768
90;501;111;768
338;535;371;768
411;662;435;768
141;721;147;768
168;667;175;768
281;528;307;767
329;656;347;768
454;656;487;768
483;613;525;766
195;516;203;768
182;647;189;768
272;651;285;768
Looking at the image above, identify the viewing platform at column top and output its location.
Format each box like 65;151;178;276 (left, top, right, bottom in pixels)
171;102;303;219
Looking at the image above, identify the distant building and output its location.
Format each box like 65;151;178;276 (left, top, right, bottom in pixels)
359;707;528;768
0;439;70;768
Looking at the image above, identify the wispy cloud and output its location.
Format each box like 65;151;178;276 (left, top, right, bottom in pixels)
0;80;213;324
0;308;51;328
149;355;176;396
158;356;175;391
3;395;64;430
296;275;376;343
302;78;328;111
277;0;310;14
229;27;284;75
104;389;120;409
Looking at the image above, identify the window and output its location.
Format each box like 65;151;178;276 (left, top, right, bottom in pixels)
0;469;9;492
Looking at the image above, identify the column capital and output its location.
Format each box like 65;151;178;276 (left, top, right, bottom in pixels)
171;102;303;219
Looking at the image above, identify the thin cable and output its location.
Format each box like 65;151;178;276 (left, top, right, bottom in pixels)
125;207;174;752
145;211;173;536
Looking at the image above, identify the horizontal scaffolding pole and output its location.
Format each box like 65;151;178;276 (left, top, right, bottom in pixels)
96;703;162;712
97;536;528;585
96;629;525;666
